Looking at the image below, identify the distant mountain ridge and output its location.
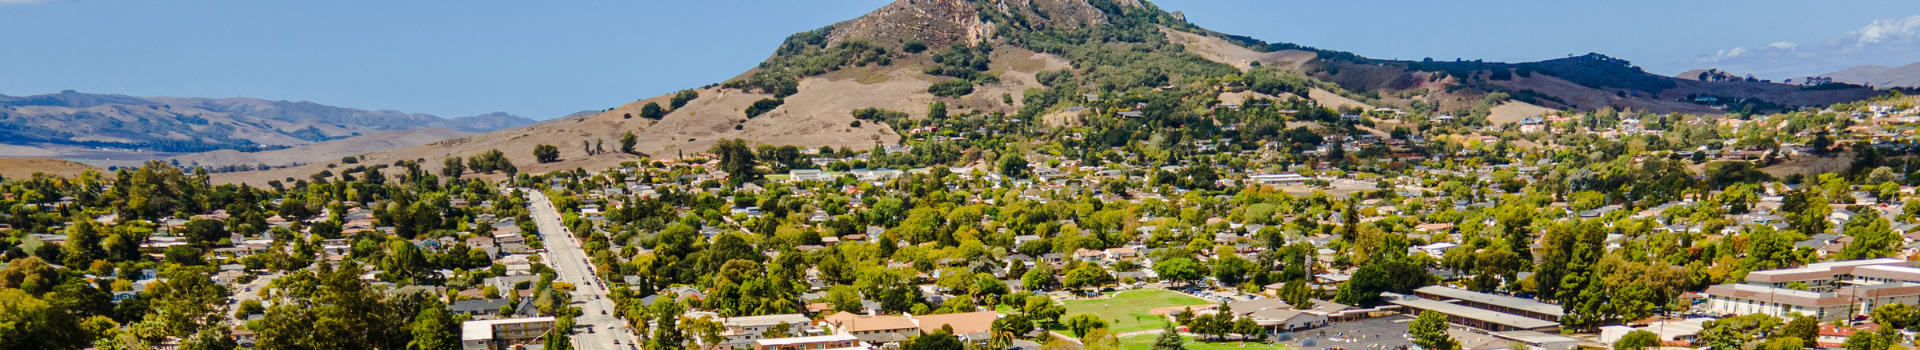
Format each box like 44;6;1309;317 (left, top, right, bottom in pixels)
0;90;535;153
1811;61;1920;89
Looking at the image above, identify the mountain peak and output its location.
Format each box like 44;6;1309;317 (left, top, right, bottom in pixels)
810;0;1124;52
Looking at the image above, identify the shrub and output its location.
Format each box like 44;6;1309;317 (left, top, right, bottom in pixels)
928;80;974;97
850;107;909;125
639;102;665;120
670;89;699;109
745;98;784;118
532;144;560;163
850;120;862;128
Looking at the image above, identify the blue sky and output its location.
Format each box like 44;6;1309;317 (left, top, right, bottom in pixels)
3;0;1917;120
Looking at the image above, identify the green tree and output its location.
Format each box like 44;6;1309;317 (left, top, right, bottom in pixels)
639;102;666;120
0;288;88;350
998;152;1029;179
1758;337;1805;350
670;89;699;109
905;327;965;350
1021;294;1066;328
441;157;465;179
179;219;228;246
1410;310;1458;350
744;98;784;118
1782;190;1832;235
1081;327;1121;350
621;131;639;154
1844;330;1886;350
147;267;227;338
991;314;1032;338
1151;324;1187;350
709;139;758;183
1155;255;1206;282
928;79;974;97
1872;303;1915;330
929;101;948;119
380;239;431;283
1334;259;1434;307
1232;316;1261;340
1063;265;1111;291
533;144;560;163
1278;279;1315;306
1697;314;1782;350
1022;266;1054;291
1839;209;1898;260
1065;313;1108;337
1614;330;1660;350
1782;316;1819;348
177;325;239;350
0;257;59;295
409;302;459;350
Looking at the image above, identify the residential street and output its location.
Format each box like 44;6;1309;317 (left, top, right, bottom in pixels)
529;190;639;350
224;272;280;324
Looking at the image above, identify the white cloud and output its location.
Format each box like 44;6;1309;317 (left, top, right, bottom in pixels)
1682;15;1920;78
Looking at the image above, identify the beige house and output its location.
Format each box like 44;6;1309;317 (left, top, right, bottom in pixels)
460;317;554;350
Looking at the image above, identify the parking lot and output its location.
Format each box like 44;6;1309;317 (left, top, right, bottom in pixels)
1275;315;1418;350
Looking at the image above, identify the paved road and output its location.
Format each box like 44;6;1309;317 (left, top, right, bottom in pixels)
224;272;281;323
528;190;639;350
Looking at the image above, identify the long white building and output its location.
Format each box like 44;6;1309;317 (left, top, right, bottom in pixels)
1703;258;1920;321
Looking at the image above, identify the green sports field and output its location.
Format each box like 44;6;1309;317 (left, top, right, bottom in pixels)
1057;289;1215;333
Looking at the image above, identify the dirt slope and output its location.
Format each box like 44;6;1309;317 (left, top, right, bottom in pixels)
1487;101;1555;125
210;47;1068;186
0;158;101;179
1308;88;1371;110
168;128;475;168
1162;28;1317;72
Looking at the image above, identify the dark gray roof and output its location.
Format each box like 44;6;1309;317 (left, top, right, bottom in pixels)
449;298;511;313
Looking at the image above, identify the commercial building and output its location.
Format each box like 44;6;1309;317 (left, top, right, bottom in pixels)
1702;283;1920;322
1489;331;1579;350
1701;258;1920;322
1412;286;1563;322
1599;318;1710;346
1741;258;1920;292
461;317;555;350
1389;297;1559;332
1250;173;1311;186
1383;291;1558;332
822;311;999;345
714;314;815;349
753;334;869;350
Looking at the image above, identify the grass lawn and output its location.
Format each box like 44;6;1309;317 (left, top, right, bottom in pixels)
994;304;1018;314
1119;333;1298;350
1057;289;1214;333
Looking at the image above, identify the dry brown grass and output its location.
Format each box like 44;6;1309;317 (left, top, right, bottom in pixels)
170;128;473;169
1487;101;1555;125
1308;88;1371;110
1758;153;1853;178
0;158;101;179
203;41;1085;185
1161;27;1317;72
